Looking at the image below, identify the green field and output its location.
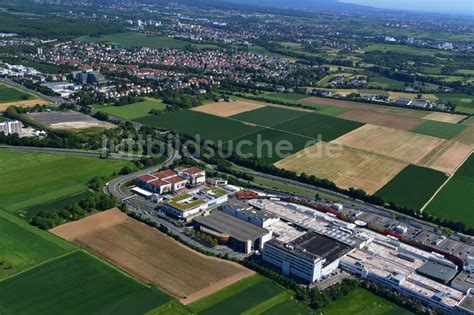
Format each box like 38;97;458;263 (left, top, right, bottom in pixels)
229;128;313;164
425;154;474;226
320;287;412;315
411;120;467;139
0;251;170;315
134;110;262;142
18;190;92;220
363;43;450;56
315;105;351;116
264;92;307;101
368;76;405;90
98;98;166;120
436;94;474;114
0;210;76;279
0;83;32;103
0;151;129;213
375;165;448;210
272;112;363;142
455;69;474;76
189;275;312;315
231;106;307;126
76;32;216;49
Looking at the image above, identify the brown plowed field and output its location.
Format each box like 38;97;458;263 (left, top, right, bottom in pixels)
274;142;407;194
51;209;254;304
332;124;445;164
192;100;265;117
338;109;424;130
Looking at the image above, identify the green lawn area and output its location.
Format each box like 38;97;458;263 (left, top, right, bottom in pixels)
17;190;92;221
75;32;216;49
189;275;302;315
134;110;262;142
375;165;448;210
262;299;315;315
0;251;170;315
455;69;474;76
0;83;33;103
368;76;405;89
436;94;474;114
425;154;474;227
97;98;166;120
0;151;129;213
264;92;307;102
411;120;467;139
320;287;412;315
318;73;353;86
0;209;76;279
231;106;307;126
272;112;363;142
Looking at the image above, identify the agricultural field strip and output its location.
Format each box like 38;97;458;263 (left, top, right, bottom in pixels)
224;113;319;141
420;152;472;212
0;249;80;283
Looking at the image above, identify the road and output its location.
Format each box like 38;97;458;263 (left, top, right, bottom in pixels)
0;145;140;161
0;78;67;105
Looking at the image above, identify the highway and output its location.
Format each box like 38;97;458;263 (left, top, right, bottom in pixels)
0;145;140;161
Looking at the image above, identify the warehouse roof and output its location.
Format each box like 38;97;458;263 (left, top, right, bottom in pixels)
266;231;352;264
193;210;269;242
416;260;458;284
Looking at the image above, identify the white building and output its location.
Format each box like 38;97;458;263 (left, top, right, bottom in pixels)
0;120;22;135
221;199;280;229
263;232;352;283
161;194;209;220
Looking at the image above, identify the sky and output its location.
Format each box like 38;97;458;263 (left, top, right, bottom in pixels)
339;0;474;15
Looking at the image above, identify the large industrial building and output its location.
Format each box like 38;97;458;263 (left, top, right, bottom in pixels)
221;198;280;228
263;232;352;282
193;210;272;254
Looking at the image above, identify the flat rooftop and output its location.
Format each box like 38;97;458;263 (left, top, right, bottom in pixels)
193;210;269;242
459;294;474;313
267;231;352;265
416;260;458;284
452;271;474;293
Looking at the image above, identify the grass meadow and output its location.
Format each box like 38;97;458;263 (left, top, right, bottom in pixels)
375;165;448;210
0;251;170;315
426;154;474;227
411;120;467;139
97;98;166;120
0;83;33;103
0;151;129;213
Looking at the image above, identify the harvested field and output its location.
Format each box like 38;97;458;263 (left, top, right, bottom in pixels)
338;109;424;130
455;126;474;147
420;141;473;175
423;112;467;123
51;209;254;304
333;124;445;164
192;101;265;117
274;142;407;194
0;98;49;111
463;117;474;126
